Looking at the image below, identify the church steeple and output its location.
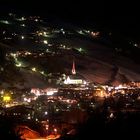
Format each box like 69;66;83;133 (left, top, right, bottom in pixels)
72;60;76;75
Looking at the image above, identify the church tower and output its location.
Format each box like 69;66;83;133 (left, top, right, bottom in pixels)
72;60;76;75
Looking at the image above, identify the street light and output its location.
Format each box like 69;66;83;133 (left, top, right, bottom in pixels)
21;36;25;39
32;67;36;72
43;40;48;44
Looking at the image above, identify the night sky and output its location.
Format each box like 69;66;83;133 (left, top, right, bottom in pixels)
0;1;140;39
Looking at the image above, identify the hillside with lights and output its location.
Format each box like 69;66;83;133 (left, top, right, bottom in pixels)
0;13;140;89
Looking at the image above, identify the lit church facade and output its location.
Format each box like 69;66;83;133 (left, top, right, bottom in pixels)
64;61;86;85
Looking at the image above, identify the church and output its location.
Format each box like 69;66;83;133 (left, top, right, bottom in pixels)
64;61;86;85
